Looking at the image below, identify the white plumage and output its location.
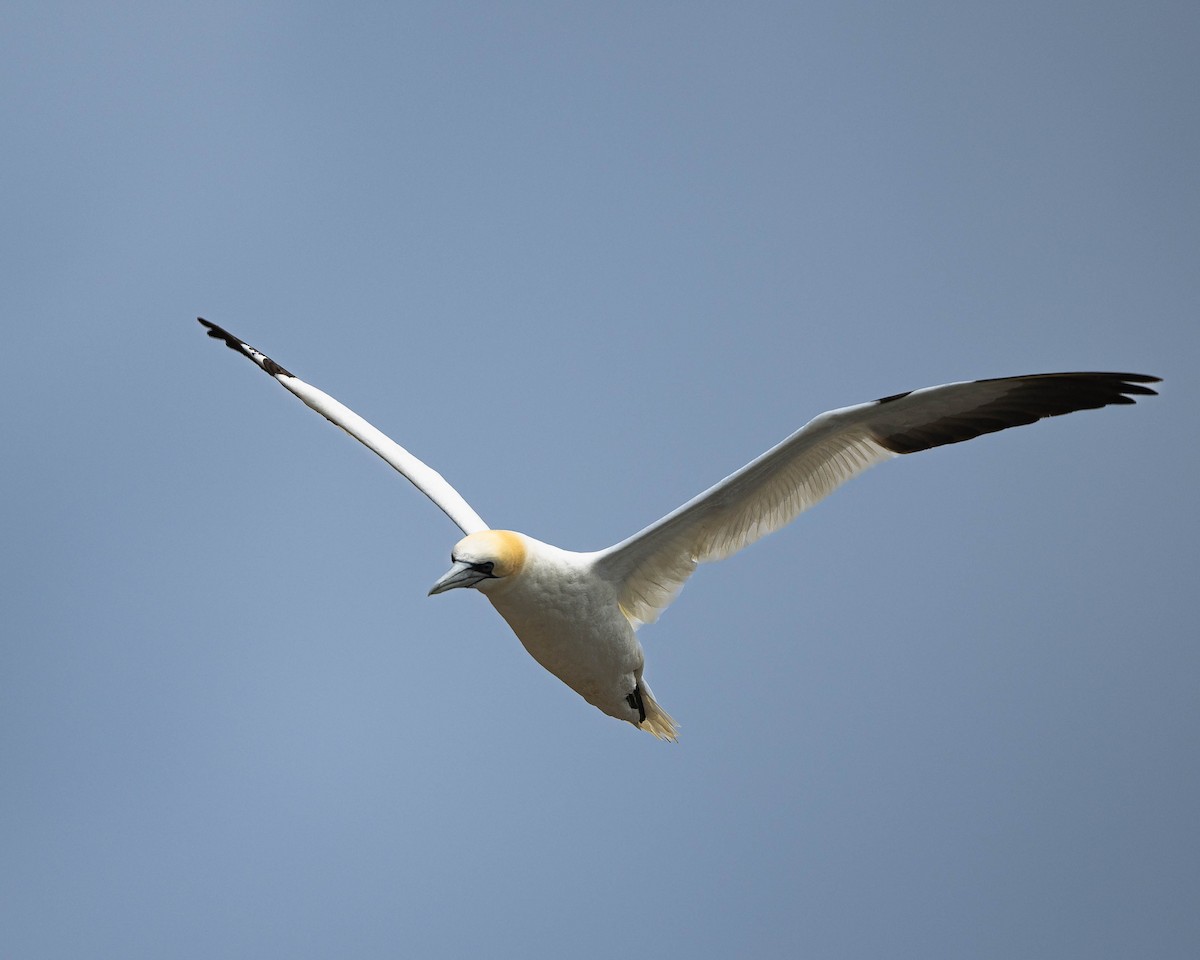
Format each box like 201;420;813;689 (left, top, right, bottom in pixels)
199;319;1158;740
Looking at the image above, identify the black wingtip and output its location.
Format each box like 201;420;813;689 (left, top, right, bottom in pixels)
874;371;1161;456
198;317;243;351
1111;373;1161;396
196;318;295;379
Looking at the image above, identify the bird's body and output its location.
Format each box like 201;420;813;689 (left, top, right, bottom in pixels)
459;532;675;736
449;530;679;737
198;319;1158;740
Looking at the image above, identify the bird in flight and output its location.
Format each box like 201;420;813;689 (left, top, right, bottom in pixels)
198;318;1157;740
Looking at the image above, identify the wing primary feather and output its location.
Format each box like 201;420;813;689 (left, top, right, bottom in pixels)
870;372;1160;454
197;318;488;536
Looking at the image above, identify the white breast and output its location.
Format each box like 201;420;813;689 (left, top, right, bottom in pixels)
481;537;645;714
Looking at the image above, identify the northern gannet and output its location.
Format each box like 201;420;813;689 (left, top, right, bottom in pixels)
198;319;1158;740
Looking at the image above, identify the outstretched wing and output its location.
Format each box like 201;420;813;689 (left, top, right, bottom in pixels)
594;372;1159;626
198;318;488;536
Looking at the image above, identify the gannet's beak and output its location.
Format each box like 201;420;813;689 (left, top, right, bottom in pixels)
428;560;487;596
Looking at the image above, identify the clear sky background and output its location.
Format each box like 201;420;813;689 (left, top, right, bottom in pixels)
2;3;1197;958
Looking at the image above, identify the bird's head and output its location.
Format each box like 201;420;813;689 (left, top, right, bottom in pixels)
428;530;527;596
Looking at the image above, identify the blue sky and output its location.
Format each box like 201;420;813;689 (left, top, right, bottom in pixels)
2;3;1197;957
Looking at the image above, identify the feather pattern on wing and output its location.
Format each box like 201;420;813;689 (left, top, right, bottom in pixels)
198;319;489;536
594;372;1158;626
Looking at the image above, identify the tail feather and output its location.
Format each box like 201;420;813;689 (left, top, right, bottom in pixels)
638;683;679;742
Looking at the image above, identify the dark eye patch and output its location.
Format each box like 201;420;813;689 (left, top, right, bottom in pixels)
473;561;496;575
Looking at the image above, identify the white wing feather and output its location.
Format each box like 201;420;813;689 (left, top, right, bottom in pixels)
199;319;488;536
595;406;893;625
595;372;1158;626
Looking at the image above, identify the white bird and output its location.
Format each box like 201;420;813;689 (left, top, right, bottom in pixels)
198;319;1158;740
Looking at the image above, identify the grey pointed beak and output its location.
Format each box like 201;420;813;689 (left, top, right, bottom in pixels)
428;560;486;596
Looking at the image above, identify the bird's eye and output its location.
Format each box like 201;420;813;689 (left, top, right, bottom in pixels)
474;561;496;575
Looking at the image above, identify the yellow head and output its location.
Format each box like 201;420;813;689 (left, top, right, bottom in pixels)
427;530;527;595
